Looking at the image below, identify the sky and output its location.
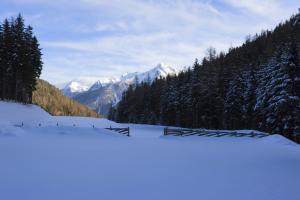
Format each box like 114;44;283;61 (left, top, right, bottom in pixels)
0;0;299;85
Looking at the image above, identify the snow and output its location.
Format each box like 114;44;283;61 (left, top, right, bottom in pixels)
59;76;119;97
60;76;100;93
61;63;176;97
60;64;177;116
120;63;176;84
0;101;50;123
0;101;300;200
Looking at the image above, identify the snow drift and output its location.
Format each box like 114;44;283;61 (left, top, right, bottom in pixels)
0;101;299;200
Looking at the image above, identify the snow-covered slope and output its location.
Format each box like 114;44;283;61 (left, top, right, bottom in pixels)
0;101;50;123
61;77;99;97
65;63;176;116
0;101;299;200
120;63;176;84
61;76;119;97
88;77;120;91
0;101;118;136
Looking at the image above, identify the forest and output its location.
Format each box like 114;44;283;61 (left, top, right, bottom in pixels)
33;79;100;117
0;14;42;103
109;11;300;137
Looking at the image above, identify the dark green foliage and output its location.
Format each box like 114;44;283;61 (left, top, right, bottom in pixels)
110;11;300;136
0;14;42;103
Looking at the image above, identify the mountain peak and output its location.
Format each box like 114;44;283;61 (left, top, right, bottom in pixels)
153;63;176;75
60;76;100;96
60;76;120;96
119;64;176;84
61;63;177;115
88;77;119;91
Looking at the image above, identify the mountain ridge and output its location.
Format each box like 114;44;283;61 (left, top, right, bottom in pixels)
60;63;177;116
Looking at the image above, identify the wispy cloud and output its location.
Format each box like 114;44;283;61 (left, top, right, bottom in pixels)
1;0;299;84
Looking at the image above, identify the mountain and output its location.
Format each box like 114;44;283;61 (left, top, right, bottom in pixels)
61;76;119;97
60;77;102;97
61;63;176;116
33;79;100;117
88;77;120;91
119;63;177;84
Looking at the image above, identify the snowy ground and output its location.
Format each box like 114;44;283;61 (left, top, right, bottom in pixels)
0;101;300;200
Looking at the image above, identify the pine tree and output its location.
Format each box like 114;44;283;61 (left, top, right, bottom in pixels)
1;19;14;100
243;67;258;129
0;24;3;98
255;44;300;135
224;74;245;129
12;14;26;101
0;14;42;103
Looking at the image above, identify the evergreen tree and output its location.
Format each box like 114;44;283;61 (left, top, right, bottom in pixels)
0;14;42;103
255;44;300;135
224;74;245;129
0;24;3;98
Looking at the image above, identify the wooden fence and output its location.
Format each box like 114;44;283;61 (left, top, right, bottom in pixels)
105;126;130;137
12;123;130;137
163;127;269;138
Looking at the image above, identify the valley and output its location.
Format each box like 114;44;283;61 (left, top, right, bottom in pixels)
1;101;300;200
1;3;300;200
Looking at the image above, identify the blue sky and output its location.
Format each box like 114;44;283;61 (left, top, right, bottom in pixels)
1;0;299;84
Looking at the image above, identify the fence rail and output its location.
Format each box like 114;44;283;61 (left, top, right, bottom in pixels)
105;126;130;137
164;127;269;138
12;122;130;137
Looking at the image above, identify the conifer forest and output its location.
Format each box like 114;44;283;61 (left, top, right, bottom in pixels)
110;12;300;138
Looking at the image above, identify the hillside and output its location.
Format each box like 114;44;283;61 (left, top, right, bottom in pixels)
32;79;100;118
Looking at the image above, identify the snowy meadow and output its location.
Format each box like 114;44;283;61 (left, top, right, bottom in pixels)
0;102;300;200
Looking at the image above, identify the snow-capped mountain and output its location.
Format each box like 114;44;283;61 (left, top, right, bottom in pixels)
88;77;120;92
61;63;176;116
120;63;176;84
61;76;118;97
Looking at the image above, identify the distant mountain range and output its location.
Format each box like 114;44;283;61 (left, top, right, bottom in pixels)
59;63;177;116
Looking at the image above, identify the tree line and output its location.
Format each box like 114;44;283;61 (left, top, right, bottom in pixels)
0;14;42;103
109;11;300;137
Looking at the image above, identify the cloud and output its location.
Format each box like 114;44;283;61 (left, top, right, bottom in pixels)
2;0;299;84
222;0;299;20
95;22;126;32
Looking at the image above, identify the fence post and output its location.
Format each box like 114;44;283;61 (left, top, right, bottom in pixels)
127;127;130;137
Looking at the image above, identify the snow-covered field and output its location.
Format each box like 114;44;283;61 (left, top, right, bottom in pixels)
0;101;300;200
